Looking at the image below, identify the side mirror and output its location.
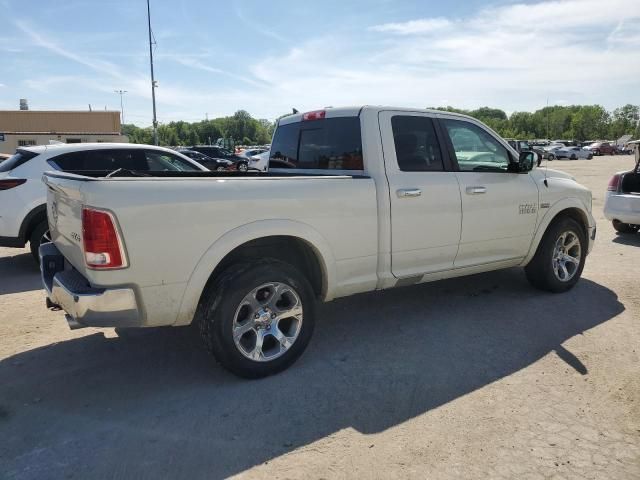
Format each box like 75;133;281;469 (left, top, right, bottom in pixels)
509;151;535;173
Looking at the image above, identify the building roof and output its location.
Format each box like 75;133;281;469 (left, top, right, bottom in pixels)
0;110;121;134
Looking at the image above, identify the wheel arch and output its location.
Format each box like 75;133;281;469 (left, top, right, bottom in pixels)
18;204;47;243
173;220;336;326
522;200;592;266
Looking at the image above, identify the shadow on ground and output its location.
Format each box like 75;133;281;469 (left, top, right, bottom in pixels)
612;231;640;247
0;269;624;479
0;251;41;295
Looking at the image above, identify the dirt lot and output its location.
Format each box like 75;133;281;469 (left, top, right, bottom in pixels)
1;155;639;479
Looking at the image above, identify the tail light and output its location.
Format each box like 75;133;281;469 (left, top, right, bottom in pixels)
302;110;326;121
607;174;621;192
82;207;127;269
0;179;27;190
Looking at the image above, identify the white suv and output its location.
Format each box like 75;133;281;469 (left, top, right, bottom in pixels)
0;143;206;260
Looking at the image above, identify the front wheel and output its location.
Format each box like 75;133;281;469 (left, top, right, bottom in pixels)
237;162;248;172
525;217;586;293
612;220;639;234
29;221;50;262
570;154;577;160
198;259;316;378
548;154;555;161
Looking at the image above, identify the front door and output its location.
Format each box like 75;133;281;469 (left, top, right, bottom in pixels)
437;116;539;267
379;111;462;278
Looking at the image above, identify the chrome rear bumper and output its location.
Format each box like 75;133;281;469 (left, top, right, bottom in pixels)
40;243;141;328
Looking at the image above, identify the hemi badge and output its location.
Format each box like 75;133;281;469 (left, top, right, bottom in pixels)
540;203;550;209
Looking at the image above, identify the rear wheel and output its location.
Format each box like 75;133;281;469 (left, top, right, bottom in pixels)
548;154;555;161
612;220;639;234
237;162;248;172
197;259;316;378
570;154;577;160
29;221;50;262
525;217;586;293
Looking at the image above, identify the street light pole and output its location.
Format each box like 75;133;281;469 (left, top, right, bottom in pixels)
114;90;127;125
147;0;158;145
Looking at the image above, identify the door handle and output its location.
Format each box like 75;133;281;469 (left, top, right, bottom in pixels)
397;188;422;198
466;186;487;195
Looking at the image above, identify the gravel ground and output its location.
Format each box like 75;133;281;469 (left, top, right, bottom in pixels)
0;155;638;479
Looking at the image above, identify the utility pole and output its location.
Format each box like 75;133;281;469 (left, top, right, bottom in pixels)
147;0;158;145
114;90;127;125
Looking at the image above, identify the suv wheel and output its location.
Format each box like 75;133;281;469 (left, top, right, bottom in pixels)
547;154;555;161
29;221;50;262
198;259;316;378
525;217;586;293
612;220;639;234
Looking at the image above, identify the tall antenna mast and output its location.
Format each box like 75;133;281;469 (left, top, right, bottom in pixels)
147;0;158;145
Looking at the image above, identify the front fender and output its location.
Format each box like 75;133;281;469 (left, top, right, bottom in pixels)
173;219;337;326
521;197;595;266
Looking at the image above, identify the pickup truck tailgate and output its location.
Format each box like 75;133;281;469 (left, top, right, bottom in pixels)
44;173;89;275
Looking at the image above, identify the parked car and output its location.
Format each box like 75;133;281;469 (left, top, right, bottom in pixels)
543;145;564;160
0;143;206;260
584;142;617;156
40;106;595;378
604;142;640;233
238;148;268;159
553;146;593;160
189;145;250;172
175;148;233;171
616;144;634;155
248;150;270;171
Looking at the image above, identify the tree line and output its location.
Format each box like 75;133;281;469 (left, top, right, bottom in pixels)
122;110;275;147
432;104;639;141
122;104;639;146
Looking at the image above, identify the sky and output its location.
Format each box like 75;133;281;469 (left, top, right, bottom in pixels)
1;0;639;126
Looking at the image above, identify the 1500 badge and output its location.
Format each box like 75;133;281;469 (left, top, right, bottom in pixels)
519;204;537;214
71;232;81;242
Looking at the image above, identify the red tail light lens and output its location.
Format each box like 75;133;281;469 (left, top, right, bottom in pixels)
82;207;126;269
302;110;326;121
0;179;27;190
607;174;621;192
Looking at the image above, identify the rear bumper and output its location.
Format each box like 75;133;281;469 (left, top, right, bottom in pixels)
40;243;141;328
604;193;640;225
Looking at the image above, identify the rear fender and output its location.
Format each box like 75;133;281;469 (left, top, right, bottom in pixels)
174;219;336;326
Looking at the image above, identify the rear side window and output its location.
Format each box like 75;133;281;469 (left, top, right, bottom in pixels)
270;117;363;171
51;149;199;171
51;150;146;171
391;116;444;171
0;150;39;172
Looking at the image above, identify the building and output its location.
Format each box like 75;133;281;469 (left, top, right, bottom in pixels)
0;110;128;154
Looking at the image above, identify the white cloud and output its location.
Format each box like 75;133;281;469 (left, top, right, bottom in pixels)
369;18;451;35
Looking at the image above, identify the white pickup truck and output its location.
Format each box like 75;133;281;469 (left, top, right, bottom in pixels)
40;106;596;378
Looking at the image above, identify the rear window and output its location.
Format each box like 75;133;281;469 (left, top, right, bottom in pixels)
0;150;39;172
270;117;363;171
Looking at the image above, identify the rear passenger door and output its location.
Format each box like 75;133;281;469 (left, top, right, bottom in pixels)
379;111;462;278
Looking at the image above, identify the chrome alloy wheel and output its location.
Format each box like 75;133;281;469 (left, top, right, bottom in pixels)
552;231;581;282
232;282;303;362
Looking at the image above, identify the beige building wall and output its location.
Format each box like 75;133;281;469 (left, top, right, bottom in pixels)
0;110;127;154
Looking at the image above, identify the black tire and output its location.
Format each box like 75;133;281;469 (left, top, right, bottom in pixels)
29;221;50;262
612;220;639;234
570;154;577;160
237;162;248;172
548;154;555;161
525;217;587;293
197;259;316;378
